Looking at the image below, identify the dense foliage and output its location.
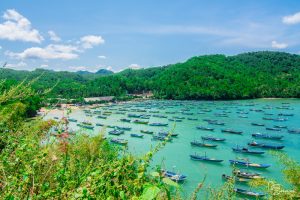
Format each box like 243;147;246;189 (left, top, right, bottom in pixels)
1;51;300;100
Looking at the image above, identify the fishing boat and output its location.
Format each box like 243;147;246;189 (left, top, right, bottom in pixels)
152;135;172;141
232;146;265;155
115;126;132;131
130;133;144;138
252;133;283;140
173;116;185;119
108;129;124;135
187;117;198;121
191;140;217;148
162;170;187;183
68;118;77;122
233;170;263;179
97;115;107;119
288;129;300;134
96;123;104;126
128;113;142;118
221;129;243;135
234;188;265;198
222;174;250;183
196;126;214;131
190;153;223;162
169;119;182;122
140;130;154;134
152;114;168;118
274;125;287;129
54;117;59;120
201;136;226;142
266;127;281;131
120;118;131;122
248;141;285;149
278;113;294;116
229;160;271;168
110;138;128;145
208;121;225;126
77;124;94;130
158;131;178;137
149;123;168;126
251;122;265;126
133;119;149;124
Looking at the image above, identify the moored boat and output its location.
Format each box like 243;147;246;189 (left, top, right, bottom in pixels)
108;129;124;135
201;136;226;142
252;133;283;140
130;133;144;138
149;123;168;126
232;146;265;155
190;153;223;162
140;130;154;134
229;160;271;168
110;138;128;145
196;126;214;131
162;170;187;183
234;188;265;198
221;129;243;135
222;174;250;183
248;141;285;150
191;140;217;148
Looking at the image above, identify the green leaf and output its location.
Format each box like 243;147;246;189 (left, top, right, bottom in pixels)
151;171;160;177
139;185;160;200
162;177;179;188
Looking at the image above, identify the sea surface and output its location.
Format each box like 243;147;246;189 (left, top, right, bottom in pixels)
44;99;300;198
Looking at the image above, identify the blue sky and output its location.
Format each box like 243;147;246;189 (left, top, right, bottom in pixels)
0;0;300;72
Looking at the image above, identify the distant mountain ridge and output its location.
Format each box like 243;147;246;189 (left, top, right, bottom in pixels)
76;69;114;75
1;51;300;100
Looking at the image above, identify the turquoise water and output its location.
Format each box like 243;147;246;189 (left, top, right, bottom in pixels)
45;99;300;198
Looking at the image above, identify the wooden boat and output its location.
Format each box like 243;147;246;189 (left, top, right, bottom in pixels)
149;123;168;126
152;114;168;118
108;129;124;135
201;136;226;142
274;125;287;129
208;121;225;126
190;153;223;162
120;118;131;122
82;121;92;126
115;126;132;131
252;133;283;140
158;131;178;137
251;122;265;126
96;123;104;126
196;126;214;131
133;119;149;124
97;115;107;119
152;135;172;141
110;138;128;145
221;129;243;135
222;174;250;183
77;123;94;130
128;113;142;118
278;113;294;116
248;141;285;150
187;118;198;121
191;140;217;148
140;130;154;134
233;170;263;179
288;129;300;134
234;188;265;197
130;133;144;138
162;170;187;183
232;146;265;155
229;160;271;168
168;119;182;122
67;118;77;122
266;127;281;131
173;116;185;119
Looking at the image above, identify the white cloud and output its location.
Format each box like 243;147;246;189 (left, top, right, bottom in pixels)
271;40;288;49
0;9;43;43
128;64;141;70
6;61;27;69
6;44;79;60
80;35;104;49
48;30;61;42
106;66;113;71
98;55;106;59
68;66;87;71
0;45;2;50
282;12;300;25
40;64;49;68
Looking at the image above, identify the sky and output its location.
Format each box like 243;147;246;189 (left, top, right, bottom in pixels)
0;0;300;72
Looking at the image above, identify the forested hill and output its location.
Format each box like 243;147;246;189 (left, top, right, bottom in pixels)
1;51;300;100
